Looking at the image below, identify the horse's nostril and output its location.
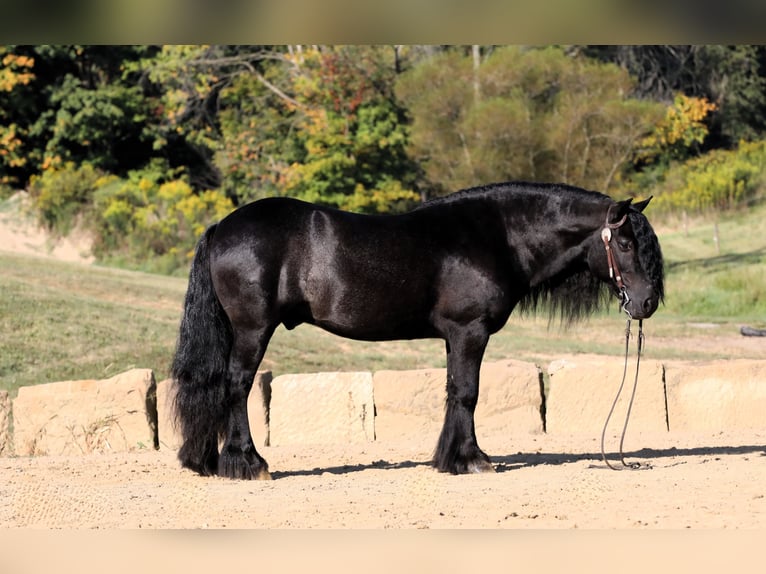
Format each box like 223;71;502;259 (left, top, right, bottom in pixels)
643;297;654;313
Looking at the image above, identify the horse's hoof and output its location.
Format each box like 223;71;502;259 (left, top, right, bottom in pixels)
467;459;496;474
255;468;272;481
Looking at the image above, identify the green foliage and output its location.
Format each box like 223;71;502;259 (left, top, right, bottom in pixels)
396;46;665;196
7;44;766;274
91;163;233;273
0;182;13;200
216;46;420;212
27;162;104;234
699;45;766;145
584;45;766;148
215;70;300;202
37;73;151;173
0;47;35;184
3;46;156;186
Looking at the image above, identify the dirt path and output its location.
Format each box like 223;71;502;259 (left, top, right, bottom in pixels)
0;192;93;263
2;429;764;529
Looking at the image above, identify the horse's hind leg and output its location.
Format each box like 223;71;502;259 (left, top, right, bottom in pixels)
218;326;274;480
433;325;495;474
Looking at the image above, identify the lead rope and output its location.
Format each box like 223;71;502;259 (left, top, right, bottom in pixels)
600;318;647;470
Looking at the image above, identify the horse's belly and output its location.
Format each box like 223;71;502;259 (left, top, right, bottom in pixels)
313;315;434;342
305;275;434;341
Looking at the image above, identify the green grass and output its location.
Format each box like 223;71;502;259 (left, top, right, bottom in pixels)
0;254;185;395
657;201;766;322
2;202;766;397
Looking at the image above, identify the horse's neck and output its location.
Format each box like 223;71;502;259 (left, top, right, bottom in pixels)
503;197;607;286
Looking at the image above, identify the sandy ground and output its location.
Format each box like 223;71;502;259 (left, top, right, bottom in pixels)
1;429;764;529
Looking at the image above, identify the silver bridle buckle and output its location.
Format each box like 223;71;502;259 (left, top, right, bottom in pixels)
620;286;632;318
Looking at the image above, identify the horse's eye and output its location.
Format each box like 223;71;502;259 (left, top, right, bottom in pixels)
618;240;632;252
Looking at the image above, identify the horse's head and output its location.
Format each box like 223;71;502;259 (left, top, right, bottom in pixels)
589;197;665;320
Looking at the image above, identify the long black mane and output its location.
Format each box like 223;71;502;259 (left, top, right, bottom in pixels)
419;180;611;208
520;264;612;325
629;209;665;303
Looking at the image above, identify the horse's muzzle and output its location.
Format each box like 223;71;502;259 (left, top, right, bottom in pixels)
621;289;659;320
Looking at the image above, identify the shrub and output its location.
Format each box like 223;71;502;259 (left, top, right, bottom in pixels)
91;166;233;273
625;139;766;215
27;162;104;234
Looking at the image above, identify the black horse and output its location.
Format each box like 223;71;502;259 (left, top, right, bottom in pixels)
171;181;664;480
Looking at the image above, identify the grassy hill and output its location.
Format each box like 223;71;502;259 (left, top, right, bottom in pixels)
2;203;765;397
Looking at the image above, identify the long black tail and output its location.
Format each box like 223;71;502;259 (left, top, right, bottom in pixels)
171;224;232;475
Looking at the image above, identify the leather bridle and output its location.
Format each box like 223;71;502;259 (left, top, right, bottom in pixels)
598;209;650;471
600;212;631;316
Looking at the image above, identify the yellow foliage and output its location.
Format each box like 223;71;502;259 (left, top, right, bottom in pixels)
86;166;234;272
0;50;35;92
638;94;717;163
339;180;420;214
650;139;766;214
0;124;25;167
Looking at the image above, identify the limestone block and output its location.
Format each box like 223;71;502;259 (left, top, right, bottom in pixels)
546;358;666;435
373;359;544;442
0;390;10;456
248;371;272;447
372;368;444;441
477;360;544;435
665;360;766;432
156;371;272;450
155;379;179;450
269;372;374;446
12;368;158;456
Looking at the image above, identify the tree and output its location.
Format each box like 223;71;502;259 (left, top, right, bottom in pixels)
583;45;766;148
396;46;664;197
636;93;718;165
0;45;157;187
0;46;35;185
277;46;419;212
135;45;419;211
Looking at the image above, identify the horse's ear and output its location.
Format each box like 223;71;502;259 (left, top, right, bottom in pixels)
632;196;653;213
607;198;633;225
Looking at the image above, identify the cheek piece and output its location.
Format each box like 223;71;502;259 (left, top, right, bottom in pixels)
600;215;632;317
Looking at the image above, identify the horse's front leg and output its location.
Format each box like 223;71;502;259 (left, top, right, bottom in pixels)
433;326;495;474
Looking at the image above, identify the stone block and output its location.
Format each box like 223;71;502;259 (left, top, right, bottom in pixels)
155;378;179;450
248;371;272;447
665;360;766;432
12;368;158;456
269;372;374;446
156;371;272;450
0;390;10;456
373;359;544;442
477;360;545;435
372;368;444;442
546;358;666;435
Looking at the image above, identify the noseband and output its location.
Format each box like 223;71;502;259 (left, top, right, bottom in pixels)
600;212;631;316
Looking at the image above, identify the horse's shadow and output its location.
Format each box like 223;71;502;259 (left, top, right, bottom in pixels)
667;247;766;271
492;444;766;473
270;444;766;479
270;458;428;480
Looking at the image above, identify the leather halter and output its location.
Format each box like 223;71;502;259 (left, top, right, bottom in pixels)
600;212;627;291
